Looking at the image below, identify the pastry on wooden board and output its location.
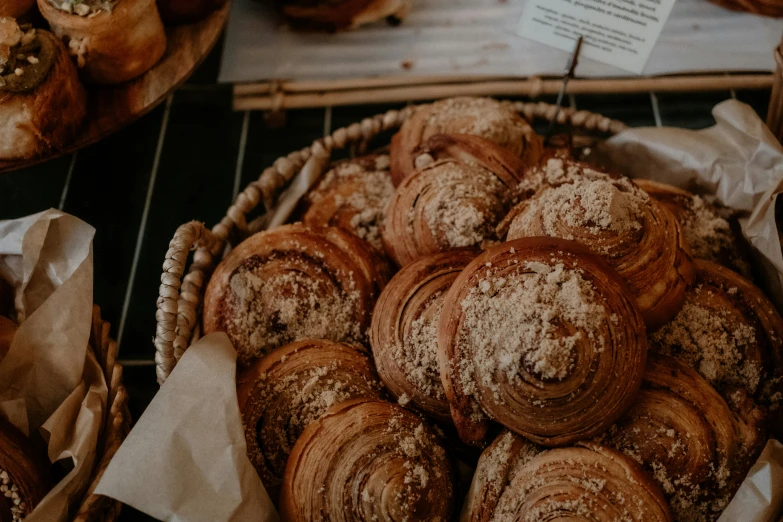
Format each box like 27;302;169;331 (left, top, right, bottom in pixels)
37;0;167;84
277;0;412;32
0;18;86;160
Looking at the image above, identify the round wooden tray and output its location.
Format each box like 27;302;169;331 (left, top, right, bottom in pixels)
0;2;231;174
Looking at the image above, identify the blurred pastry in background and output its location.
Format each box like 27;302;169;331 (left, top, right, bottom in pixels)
707;0;783;17
276;0;412;32
0;0;36;19
156;0;226;24
0;18;86;160
37;0;167;84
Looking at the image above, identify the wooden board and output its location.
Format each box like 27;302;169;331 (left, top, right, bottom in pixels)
0;2;230;174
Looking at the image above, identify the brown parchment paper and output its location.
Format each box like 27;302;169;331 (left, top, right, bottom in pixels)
0;209;109;522
95;333;278;522
598;99;783;521
96;99;783;521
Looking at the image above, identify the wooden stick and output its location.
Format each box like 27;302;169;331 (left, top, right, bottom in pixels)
234;74;773;111
767;42;783;142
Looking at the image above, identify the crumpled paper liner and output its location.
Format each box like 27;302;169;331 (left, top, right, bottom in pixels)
0;209;108;522
97;99;783;521
95;333;278;522
599;99;783;521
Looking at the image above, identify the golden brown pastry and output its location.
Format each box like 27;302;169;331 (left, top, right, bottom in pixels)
635;179;751;278
302;154;394;252
236;339;384;502
462;431;672;522
508;154;615;203
601;353;765;522
37;0;167;84
0;418;52;522
651;259;783;436
156;0;226;23
439;237;648;446
0;19;86;160
0;316;15;364
277;0;412;32
390;97;542;185
370;248;477;424
203;223;392;365
502;173;696;330
280;398;457;522
707;0;783;17
381;134;531;267
0;0;35;18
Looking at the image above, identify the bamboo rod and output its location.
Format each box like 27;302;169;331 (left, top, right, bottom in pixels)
767;41;783;143
234;74;773;111
233;74;518;96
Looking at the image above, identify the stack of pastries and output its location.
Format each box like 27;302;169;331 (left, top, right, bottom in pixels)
0;0;226;161
201;96;783;521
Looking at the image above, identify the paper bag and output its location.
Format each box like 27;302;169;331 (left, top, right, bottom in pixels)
0;209;109;522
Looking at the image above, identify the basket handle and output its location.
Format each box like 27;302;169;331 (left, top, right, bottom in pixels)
154;221;223;384
152;102;627;383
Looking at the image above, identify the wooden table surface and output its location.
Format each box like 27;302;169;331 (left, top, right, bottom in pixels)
0;37;773;520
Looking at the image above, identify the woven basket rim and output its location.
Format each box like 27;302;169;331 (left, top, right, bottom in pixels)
152;100;629;384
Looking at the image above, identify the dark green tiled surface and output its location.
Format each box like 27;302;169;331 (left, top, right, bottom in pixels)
654;91;733;129
0;43;776;519
119;87;245;358
0;155;72;219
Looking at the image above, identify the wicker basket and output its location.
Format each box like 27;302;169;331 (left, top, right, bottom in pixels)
71;306;130;522
708;0;783;17
151;101;627;384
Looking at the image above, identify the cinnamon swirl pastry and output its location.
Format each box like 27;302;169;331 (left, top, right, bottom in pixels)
370;249;477;423
0;418;52;522
707;0;783;17
390;97;541;185
38;0;167;84
381;135;529;267
280;398;457;522
0;19;86;160
236;339;384;501
502;174;695;330
439;237;647;446
203;223;392;365
462;431;672;522
277;0;412;31
635;179;751;278
601;353;765;522
651;259;783;434
302;154;394;252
